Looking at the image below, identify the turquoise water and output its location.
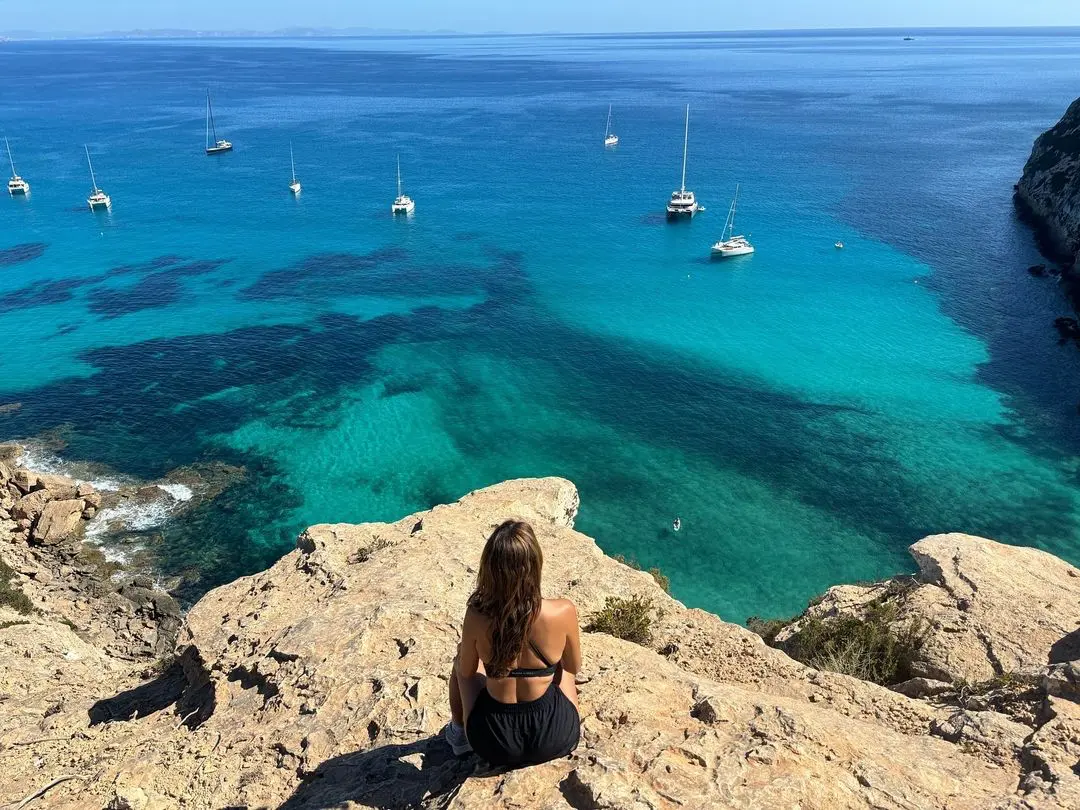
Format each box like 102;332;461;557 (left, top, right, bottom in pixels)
3;31;1080;619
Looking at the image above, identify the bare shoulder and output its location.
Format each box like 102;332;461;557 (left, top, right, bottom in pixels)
463;604;490;633
541;597;578;624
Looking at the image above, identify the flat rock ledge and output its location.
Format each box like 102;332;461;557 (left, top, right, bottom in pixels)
1;471;1078;809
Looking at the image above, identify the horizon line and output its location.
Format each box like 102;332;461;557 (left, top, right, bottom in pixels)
3;24;1080;42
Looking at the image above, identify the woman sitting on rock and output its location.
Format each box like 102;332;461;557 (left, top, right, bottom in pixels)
445;519;582;767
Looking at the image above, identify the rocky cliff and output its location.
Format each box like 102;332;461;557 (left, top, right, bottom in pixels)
1016;97;1080;268
1;457;1079;809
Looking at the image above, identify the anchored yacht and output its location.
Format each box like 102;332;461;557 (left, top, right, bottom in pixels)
6;138;29;195
391;154;415;215
666;105;700;219
289;142;301;195
205;90;233;155
711;184;754;258
84;146;111;211
604;105;618;147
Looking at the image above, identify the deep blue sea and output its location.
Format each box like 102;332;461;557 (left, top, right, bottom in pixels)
2;30;1080;620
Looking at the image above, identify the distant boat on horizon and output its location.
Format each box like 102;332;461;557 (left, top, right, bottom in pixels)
205;90;233;155
604;104;619;147
84;145;111;211
391;154;414;215
711;183;754;258
5;137;29;196
666;104;700;220
289;141;301;195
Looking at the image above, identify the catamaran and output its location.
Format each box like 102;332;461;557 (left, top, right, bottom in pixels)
666;104;700;219
84;146;111;211
289;142;301;195
6;138;29;196
391;154;415;215
711;184;754;258
205;90;233;155
604;105;619;147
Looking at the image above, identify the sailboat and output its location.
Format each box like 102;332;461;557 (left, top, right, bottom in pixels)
604;105;619;147
205;90;233;155
391;154;415;215
666;104;700;219
289;142;301;195
6;138;29;196
711;184;754;258
84;146;111;211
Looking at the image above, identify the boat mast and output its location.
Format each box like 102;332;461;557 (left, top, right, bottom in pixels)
207;90;219;146
605;105;612;138
85;145;98;192
396;154;402;198
5;138;16;177
290;141;297;183
680;104;689;193
730;183;740;238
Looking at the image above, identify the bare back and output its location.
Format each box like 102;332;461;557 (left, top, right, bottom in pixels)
463;597;582;703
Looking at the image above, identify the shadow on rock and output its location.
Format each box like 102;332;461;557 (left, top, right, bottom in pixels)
88;661;186;725
278;736;477;810
1049;627;1080;664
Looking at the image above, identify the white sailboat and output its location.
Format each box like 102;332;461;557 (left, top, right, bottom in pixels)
666;104;700;219
711;184;754;258
604;104;619;147
391;154;415;215
205;90;233;155
289;141;301;195
84;146;111;211
6;138;29;196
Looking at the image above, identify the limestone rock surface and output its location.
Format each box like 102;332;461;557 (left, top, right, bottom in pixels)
2;470;1079;809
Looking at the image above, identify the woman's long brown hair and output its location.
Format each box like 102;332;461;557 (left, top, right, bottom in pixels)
468;520;543;677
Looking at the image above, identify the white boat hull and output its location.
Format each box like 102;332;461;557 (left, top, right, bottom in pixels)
666;205;698;219
605;135;619;147
290;182;302;195
711;245;754;258
392;198;415;215
8;179;29;195
88;194;111;211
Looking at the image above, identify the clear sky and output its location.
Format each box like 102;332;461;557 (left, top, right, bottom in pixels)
2;0;1078;35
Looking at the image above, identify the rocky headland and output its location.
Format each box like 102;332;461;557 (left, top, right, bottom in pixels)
1016;97;1080;271
1;452;1079;809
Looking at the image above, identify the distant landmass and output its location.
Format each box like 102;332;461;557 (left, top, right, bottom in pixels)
0;26;464;41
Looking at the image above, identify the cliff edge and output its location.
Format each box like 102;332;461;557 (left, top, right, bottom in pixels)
2;463;1079;809
1016;97;1080;268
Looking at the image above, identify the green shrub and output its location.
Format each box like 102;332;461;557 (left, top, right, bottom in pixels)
585;595;655;645
779;602;926;686
647;568;670;594
612;554;670;594
0;557;34;615
746;616;795;645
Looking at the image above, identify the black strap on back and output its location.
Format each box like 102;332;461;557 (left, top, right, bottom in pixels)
528;638;555;668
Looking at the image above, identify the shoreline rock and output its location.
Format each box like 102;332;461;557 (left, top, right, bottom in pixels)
1016;97;1080;271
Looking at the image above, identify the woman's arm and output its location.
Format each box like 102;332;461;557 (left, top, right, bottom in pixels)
456;606;482;678
560;600;583;675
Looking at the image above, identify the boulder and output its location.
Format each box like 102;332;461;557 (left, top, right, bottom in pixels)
907;534;1080;682
32;498;86;545
33;473;80;500
11;489;50;522
11;468;39;495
